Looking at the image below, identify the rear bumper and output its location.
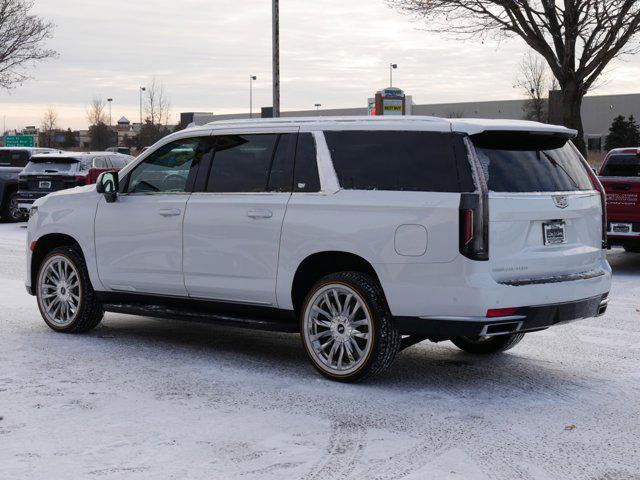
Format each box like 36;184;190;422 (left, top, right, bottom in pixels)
17;190;47;210
396;294;608;339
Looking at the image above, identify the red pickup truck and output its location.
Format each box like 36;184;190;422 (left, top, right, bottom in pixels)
599;148;640;252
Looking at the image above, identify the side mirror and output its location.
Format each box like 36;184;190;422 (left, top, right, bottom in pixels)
96;172;119;203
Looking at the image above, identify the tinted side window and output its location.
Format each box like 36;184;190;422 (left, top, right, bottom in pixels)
127;138;206;193
207;134;278;192
93;157;110;169
294;133;320;192
0;150;30;168
268;134;295;192
324;131;461;192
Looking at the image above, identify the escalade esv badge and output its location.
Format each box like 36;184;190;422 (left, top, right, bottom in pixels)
553;195;569;209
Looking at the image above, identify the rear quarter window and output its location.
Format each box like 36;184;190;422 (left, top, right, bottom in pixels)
324;130;466;192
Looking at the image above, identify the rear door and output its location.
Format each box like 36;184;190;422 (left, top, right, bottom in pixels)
470;132;602;283
182;128;297;305
21;157;82;194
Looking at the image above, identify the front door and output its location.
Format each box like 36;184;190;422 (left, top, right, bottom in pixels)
95;136;212;296
183;130;296;305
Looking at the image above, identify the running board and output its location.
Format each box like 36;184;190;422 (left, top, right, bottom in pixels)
100;296;298;334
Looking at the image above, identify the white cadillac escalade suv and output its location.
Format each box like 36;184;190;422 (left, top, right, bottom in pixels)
25;116;611;382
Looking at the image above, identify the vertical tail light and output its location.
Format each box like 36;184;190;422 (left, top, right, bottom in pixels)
574;145;608;249
75;175;88;186
459;137;489;261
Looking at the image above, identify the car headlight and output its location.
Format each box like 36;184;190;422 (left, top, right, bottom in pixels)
29;206;38;219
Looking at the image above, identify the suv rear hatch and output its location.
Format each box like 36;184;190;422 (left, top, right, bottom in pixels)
470;131;604;284
598;152;640;229
19;157;84;196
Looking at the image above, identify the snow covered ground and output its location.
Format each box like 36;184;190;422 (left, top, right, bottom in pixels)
0;222;639;480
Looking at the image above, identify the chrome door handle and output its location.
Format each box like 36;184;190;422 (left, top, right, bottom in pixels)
158;208;181;217
247;209;273;219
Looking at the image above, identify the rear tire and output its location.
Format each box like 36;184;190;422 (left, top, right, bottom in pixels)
1;191;27;222
451;333;525;354
300;272;400;382
36;246;104;333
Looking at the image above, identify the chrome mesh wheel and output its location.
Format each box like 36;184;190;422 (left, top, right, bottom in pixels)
302;283;373;376
37;255;82;327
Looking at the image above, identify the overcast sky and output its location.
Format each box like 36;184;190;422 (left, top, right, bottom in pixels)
2;0;640;130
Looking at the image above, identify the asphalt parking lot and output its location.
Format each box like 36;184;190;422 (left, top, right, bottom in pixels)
1;222;639;479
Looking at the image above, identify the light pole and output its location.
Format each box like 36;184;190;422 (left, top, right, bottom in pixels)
107;98;113;127
139;86;146;128
314;103;321;115
272;0;280;118
390;63;398;87
249;75;257;118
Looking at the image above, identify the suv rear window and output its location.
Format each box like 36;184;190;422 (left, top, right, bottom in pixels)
0;150;30;167
22;158;80;174
471;132;593;192
600;154;640;177
324;130;463;192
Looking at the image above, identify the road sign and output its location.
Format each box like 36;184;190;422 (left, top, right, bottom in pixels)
3;135;35;147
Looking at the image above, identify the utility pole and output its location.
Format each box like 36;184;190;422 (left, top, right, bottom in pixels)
272;0;280;118
249;75;257;118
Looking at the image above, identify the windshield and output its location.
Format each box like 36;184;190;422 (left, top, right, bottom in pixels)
0;149;30;168
472;132;593;192
23;158;80;174
600;154;640;177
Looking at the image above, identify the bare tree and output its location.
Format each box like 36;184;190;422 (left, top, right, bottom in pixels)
40;106;57;147
86;97;107;126
0;0;56;89
515;52;554;122
388;0;640;153
145;78;171;126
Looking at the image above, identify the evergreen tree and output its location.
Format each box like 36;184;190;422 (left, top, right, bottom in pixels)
61;128;76;148
605;115;640;151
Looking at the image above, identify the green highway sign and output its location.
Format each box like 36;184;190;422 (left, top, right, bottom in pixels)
3;135;35;147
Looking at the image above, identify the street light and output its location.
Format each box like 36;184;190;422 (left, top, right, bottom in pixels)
249;75;257;118
139;86;146;128
107;98;113;127
390;63;398;87
314;103;322;115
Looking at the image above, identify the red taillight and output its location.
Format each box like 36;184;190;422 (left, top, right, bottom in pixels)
578;154;608;249
462;209;474;245
75;175;88;186
30;241;37;252
486;307;519;318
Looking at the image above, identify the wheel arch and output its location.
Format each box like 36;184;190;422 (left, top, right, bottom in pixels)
290;251;382;315
31;233;86;289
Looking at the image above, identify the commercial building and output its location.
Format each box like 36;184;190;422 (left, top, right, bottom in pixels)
182;92;640;151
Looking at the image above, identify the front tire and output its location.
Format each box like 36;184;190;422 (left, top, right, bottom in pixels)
300;272;400;382
451;333;525;354
36;246;104;333
623;244;640;253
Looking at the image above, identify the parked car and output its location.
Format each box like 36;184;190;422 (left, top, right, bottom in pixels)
598;148;640;252
106;146;132;156
0;147;61;222
25;117;611;382
17;151;132;212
